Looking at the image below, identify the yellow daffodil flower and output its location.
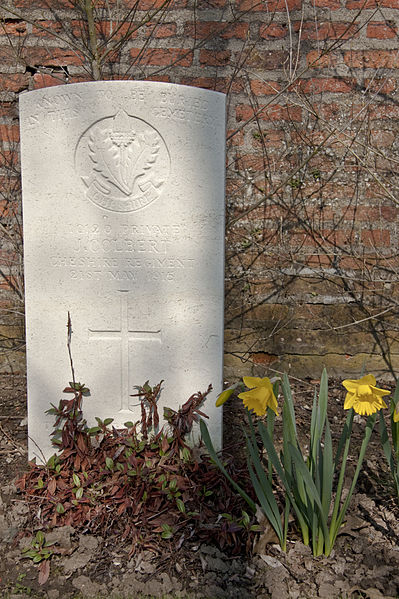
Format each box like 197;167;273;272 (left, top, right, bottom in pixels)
215;387;235;407
238;376;278;417
393;403;399;423
342;374;390;416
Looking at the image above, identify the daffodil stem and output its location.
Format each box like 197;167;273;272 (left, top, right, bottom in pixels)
267;407;275;484
330;412;376;547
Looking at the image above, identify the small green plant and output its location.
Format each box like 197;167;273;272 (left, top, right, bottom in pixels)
22;531;54;564
11;572;33;596
202;369;391;556
22;531;55;585
222;509;262;533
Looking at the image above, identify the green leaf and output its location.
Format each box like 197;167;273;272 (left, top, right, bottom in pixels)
35;531;45;545
288;442;330;554
73;473;81;488
176;498;186;513
161;524;173;539
37;478;44;489
321;419;333;521
23;549;38;559
75;487;83;500
56;503;65;514
246;434;283;541
124;421;134;428
46;455;56;469
257;422;310;542
281;374;297;442
88;426;102;435
105;457;114;470
103;418;114;426
379;411;395;476
241;510;250;527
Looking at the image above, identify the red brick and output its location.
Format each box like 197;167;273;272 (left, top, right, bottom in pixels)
313;0;341;7
307;50;339;68
361;229;390;247
201;0;228;6
236;103;302;122
236;0;301;11
346;0;399;8
344;50;399;69
130;47;192;67
0;278;18;292
322;229;357;246
0;151;18;168
184;21;249;40
67;74;93;84
0;104;16;118
369;129;395;147
227;129;245;146
250;79;281;95
299;21;359;40
22;47;85;67
251;353;278;366
32;72;67;88
295;77;353;94
181;76;245;93
0;47;16;67
259;23;288;39
147;22;177;38
235;153;270;171
366;22;397;39
14;0;74;7
69;20;138;40
346;205;398;222
32;21;64;37
364;77;397;94
125;0;187;7
0;73;29;93
241;50;287;69
0;125;20;143
199;49;231;66
369;104;399;119
252;129;285;148
1;20;27;35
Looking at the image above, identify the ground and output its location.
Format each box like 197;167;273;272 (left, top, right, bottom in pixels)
0;372;398;599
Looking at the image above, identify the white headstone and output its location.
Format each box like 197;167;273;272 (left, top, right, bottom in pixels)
20;81;225;462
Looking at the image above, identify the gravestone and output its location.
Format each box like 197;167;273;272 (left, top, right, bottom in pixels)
19;81;226;462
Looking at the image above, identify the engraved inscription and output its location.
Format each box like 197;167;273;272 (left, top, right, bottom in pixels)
154;91;216;126
75;110;170;213
88;290;161;412
50;221;194;283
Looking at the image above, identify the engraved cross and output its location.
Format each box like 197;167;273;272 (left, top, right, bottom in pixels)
88;290;161;412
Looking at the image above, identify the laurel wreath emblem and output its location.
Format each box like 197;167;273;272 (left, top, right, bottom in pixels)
88;110;161;197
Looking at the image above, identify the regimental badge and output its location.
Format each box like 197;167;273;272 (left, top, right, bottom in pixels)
75;110;170;213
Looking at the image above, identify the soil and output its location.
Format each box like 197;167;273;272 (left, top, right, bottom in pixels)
0;373;398;599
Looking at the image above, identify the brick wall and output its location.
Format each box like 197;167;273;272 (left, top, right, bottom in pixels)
1;0;399;379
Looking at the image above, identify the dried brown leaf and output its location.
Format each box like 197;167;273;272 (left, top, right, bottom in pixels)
38;560;50;585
